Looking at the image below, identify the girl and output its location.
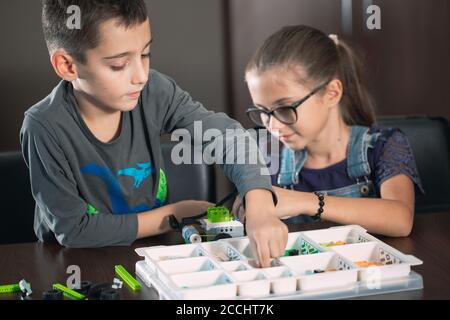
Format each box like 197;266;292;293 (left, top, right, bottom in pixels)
234;25;424;237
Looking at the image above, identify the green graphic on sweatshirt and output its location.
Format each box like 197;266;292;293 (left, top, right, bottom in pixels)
86;203;99;215
154;168;168;207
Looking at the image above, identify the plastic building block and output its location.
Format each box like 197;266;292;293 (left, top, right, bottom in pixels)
284;249;299;256
86;283;111;299
42;289;64;300
207;206;234;223
19;279;32;297
112;278;123;290
320;241;347;247
355;260;383;267
53;283;86;300
115;265;142;291
300;242;320;254
0;281;31;294
182;225;202;244
99;289;121;300
201;218;244;239
314;269;325;273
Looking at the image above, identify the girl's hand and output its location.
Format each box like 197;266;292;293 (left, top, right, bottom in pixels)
272;186;320;218
233;186;310;220
270;186;302;219
243;189;288;268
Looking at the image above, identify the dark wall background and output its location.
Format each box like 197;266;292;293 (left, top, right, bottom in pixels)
226;0;450;127
0;0;228;152
0;0;449;198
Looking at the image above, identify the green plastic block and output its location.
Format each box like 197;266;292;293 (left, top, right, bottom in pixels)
115;265;141;291
284;249;299;256
0;282;31;294
53;283;85;300
207;206;234;223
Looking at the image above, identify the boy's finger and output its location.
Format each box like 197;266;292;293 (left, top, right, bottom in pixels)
207;201;216;207
231;197;242;215
238;207;246;222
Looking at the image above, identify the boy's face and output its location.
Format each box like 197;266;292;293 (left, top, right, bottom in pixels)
72;18;151;113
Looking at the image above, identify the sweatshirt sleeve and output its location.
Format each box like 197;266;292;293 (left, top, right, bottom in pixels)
20;115;138;248
145;70;276;202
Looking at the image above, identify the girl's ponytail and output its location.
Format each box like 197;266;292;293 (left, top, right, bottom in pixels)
335;38;376;126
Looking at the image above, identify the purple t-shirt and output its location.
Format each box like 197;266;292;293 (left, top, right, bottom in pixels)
271;127;424;195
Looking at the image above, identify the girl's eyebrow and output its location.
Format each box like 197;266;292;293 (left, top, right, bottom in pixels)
272;97;295;105
254;104;269;110
255;97;296;109
102;38;153;60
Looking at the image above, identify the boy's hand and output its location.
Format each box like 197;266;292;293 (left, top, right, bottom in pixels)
231;195;246;222
172;200;215;221
243;189;288;268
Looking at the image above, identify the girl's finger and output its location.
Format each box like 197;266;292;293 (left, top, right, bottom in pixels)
269;238;284;259
256;239;271;268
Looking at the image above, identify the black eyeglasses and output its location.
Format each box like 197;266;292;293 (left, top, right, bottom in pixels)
246;81;330;127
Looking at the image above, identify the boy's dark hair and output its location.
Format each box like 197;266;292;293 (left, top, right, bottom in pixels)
42;0;148;64
246;25;376;126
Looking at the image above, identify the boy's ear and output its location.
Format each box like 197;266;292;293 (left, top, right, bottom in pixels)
50;49;79;81
325;79;343;108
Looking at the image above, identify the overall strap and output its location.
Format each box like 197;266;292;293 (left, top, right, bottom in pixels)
346;125;380;179
277;147;307;187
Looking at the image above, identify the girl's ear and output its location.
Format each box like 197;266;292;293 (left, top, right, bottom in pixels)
50;49;79;81
324;79;343;109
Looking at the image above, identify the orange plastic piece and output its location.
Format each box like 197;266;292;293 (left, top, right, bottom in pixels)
355;260;383;267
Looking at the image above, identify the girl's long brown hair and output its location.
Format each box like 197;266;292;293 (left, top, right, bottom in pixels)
246;25;376;126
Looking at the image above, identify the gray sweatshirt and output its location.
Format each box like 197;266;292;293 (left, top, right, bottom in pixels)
20;69;273;248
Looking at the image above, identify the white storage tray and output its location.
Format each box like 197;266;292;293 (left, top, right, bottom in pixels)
135;225;423;300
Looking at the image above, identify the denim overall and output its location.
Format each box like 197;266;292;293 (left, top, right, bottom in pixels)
277;125;381;223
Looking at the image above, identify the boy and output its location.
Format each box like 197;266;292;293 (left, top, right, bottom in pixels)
20;0;286;267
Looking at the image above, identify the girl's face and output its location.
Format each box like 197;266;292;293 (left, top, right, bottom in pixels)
246;67;337;150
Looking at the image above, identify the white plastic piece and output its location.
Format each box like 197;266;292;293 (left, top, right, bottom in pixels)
170;270;236;300
302;225;374;247
330;241;423;281
222;237;255;259
200;219;245;237
200;241;245;262
279;252;358;291
220;261;251;272
112;278;123;289
157;256;218;275
19;279;32;296
231;270;270;298
262;266;297;295
135;244;207;273
156;256;219;288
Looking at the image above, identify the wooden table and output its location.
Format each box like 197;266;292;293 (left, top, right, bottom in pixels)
0;212;449;300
